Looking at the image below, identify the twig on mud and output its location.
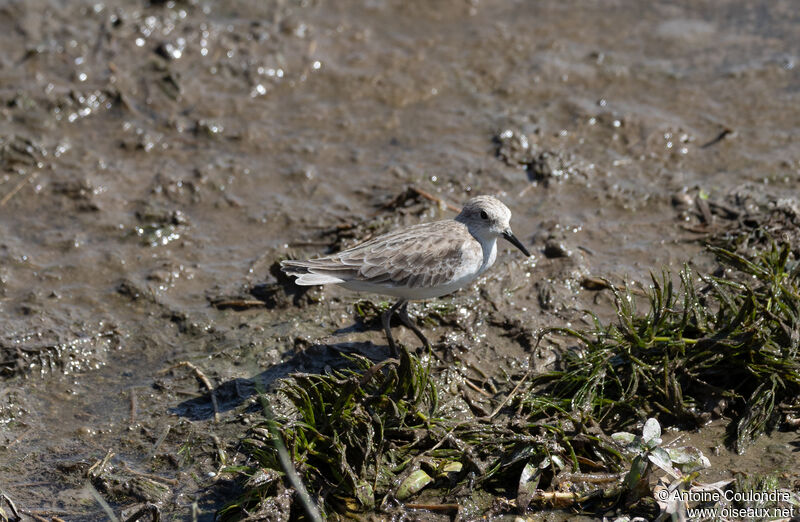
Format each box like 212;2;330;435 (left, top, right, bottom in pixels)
87;448;115;478
210;298;266;310
163;361;220;423
148;424;171;459
405;503;459;512
122;503;161;522
462;378;493;398
85;481;119;522
489;370;531;418
0;491;21;521
210;433;227;469
0;172;37;208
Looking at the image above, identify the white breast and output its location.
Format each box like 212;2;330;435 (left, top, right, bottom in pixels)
428;236;490;296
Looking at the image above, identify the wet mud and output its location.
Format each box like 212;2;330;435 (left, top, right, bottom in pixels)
1;0;799;520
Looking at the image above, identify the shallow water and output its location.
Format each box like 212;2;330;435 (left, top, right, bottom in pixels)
1;0;799;519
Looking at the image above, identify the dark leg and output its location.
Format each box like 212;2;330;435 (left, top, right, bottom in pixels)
382;299;406;357
398;301;431;348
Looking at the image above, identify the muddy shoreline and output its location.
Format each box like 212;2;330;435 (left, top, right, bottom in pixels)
1;0;799;520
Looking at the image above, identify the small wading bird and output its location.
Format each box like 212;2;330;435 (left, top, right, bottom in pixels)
281;195;530;355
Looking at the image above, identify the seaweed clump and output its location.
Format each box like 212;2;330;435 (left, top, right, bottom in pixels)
219;349;437;518
219;347;628;519
527;243;800;454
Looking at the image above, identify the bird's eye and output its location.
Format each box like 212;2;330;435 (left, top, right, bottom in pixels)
480;210;488;219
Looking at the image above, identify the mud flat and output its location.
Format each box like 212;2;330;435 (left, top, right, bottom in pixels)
1;0;799;520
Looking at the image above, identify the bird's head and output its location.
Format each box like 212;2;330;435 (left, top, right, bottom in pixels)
456;195;530;256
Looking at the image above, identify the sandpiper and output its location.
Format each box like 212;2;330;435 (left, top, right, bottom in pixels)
281;195;530;354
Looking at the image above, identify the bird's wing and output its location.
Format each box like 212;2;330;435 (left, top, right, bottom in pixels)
282;221;470;288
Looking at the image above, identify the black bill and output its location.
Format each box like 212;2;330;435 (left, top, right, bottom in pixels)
502;230;531;257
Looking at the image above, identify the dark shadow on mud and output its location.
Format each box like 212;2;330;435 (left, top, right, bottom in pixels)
172;342;393;421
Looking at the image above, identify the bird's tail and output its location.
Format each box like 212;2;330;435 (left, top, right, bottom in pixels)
280;259;346;286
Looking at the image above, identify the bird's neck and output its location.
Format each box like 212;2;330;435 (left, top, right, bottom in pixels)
478;236;498;274
461;221;498;274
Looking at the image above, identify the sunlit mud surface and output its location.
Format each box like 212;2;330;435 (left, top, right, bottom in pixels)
1;0;799;519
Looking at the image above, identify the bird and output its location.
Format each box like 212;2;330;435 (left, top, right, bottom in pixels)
281;195;530;355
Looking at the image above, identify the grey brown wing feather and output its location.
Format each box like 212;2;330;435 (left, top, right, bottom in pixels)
281;221;467;288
